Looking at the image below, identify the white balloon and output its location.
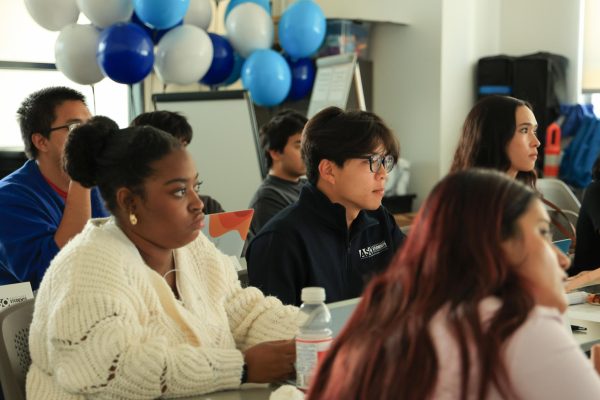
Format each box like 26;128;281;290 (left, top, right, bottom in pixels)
76;0;134;28
154;25;214;85
55;24;105;85
184;0;212;30
24;0;79;31
225;3;273;58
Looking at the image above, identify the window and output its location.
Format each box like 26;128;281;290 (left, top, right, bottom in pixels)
0;2;129;149
583;0;600;93
0;65;129;149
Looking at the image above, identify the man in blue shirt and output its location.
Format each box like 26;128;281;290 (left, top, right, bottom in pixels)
246;107;406;306
0;87;108;290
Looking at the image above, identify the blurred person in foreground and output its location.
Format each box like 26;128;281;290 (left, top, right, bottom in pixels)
309;169;600;399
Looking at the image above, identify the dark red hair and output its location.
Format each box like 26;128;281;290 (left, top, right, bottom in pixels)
308;169;537;400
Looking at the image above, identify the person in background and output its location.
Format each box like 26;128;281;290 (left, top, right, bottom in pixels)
131;110;225;214
0;87;108;290
246;107;405;306
572;155;600;275
248;109;308;238
450;95;577;250
27;116;300;399
308;169;600;400
451;95;540;188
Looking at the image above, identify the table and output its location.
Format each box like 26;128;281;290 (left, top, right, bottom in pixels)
567;303;600;352
179;385;274;400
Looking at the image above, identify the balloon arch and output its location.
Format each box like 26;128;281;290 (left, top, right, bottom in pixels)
25;0;325;107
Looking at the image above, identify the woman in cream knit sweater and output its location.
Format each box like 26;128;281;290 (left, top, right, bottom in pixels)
27;117;300;399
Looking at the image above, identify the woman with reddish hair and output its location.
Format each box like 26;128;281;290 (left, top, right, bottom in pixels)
308;169;600;399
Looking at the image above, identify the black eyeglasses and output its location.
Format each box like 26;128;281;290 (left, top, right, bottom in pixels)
357;154;395;173
47;122;82;135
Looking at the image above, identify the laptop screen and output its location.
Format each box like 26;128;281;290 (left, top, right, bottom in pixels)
328;297;360;338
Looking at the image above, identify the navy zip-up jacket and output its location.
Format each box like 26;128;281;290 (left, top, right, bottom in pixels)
246;183;405;306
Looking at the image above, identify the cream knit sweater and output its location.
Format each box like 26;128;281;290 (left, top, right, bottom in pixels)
26;218;300;399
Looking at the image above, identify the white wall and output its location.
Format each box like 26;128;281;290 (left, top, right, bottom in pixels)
367;0;583;208
370;0;443;208
499;0;583;103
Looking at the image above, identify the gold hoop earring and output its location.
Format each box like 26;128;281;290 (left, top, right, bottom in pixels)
129;213;138;226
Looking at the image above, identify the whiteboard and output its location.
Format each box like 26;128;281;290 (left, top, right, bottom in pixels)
307;53;365;117
152;91;266;212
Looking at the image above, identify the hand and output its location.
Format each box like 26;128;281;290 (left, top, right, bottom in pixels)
566;271;590;281
244;339;296;383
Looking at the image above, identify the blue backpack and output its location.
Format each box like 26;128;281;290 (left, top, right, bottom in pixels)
560;115;600;188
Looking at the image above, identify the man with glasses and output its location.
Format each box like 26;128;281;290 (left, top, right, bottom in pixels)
0;87;108;290
246;106;406;306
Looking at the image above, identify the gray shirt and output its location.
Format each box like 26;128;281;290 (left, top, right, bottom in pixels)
248;175;306;238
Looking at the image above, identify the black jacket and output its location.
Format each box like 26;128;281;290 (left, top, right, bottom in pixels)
246;184;405;306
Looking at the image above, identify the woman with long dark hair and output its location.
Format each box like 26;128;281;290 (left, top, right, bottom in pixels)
451;95;576;253
451;95;540;188
308;169;600;399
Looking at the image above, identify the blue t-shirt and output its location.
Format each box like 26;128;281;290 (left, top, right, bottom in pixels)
0;160;108;290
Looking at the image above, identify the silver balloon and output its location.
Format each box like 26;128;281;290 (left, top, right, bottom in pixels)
184;0;213;30
225;3;273;58
154;25;214;85
55;24;105;85
24;0;79;31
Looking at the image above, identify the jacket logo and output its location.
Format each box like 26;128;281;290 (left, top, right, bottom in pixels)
358;241;388;259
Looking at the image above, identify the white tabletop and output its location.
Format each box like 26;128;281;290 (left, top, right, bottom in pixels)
178;385;274;400
567;303;600;352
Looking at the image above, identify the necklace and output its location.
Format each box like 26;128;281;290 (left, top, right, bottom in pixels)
163;268;177;279
162;252;181;301
162;250;176;279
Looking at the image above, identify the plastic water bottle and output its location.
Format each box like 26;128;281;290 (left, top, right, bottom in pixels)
295;287;332;390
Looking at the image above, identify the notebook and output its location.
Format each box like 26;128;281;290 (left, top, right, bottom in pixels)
201;209;254;258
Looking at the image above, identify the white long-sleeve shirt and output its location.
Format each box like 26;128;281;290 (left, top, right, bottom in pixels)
431;298;600;399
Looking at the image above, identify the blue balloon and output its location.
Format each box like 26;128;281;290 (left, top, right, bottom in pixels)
279;0;325;58
133;0;190;30
220;52;244;86
201;33;235;86
242;50;291;107
130;12;182;45
97;23;154;84
225;0;270;21
286;57;315;101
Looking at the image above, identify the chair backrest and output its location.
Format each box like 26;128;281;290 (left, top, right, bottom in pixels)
0;299;34;400
537;178;581;214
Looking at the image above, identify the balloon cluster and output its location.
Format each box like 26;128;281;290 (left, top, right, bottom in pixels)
25;0;325;106
235;0;325;106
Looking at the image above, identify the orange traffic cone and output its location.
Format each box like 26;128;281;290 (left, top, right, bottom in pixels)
544;122;561;177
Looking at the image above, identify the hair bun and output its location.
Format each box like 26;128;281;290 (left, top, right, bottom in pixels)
64;116;119;188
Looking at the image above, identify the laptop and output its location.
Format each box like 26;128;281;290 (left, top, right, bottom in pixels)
328;297;360;338
201;209;254;258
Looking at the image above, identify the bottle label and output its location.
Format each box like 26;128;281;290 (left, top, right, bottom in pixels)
295;336;333;390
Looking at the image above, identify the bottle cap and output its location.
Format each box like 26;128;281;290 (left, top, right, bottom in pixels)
301;287;326;303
